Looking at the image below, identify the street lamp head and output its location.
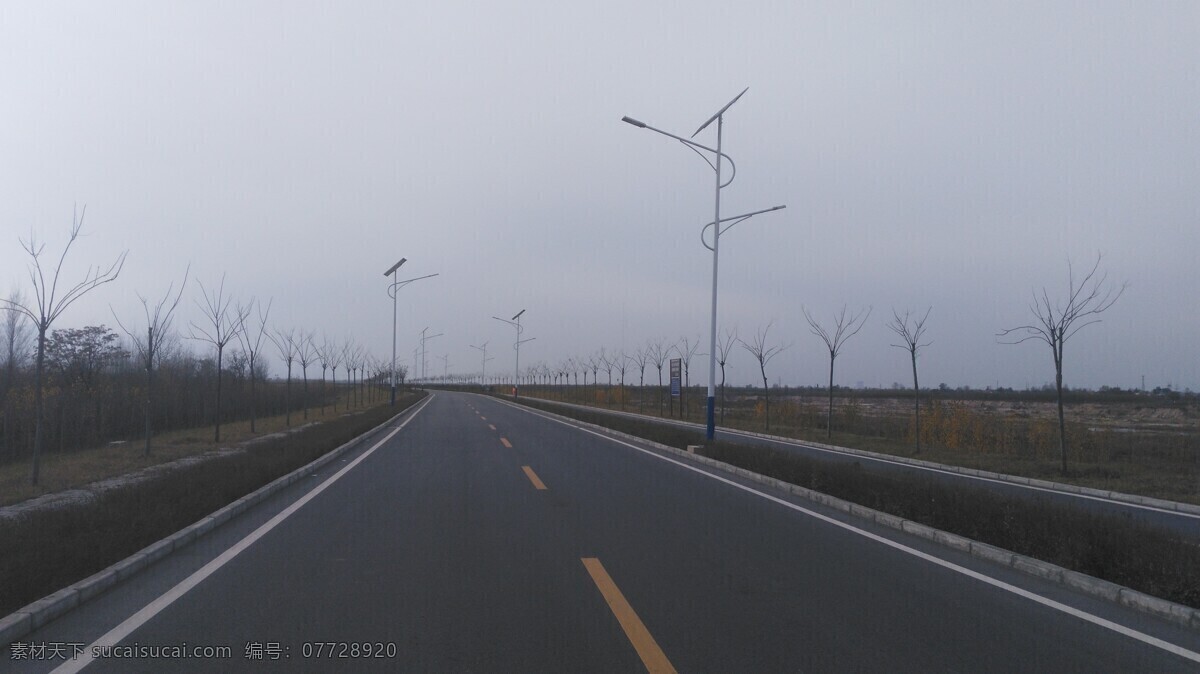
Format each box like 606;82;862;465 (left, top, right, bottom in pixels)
621;116;648;129
384;258;407;276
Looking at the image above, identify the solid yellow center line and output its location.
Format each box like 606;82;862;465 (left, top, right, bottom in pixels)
489;424;497;431
581;557;677;674
500;437;512;448
521;466;547;490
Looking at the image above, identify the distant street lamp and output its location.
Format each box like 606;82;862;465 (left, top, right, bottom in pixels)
419;327;443;381
384;259;438;405
493;310;534;398
623;88;786;440
471;342;494;385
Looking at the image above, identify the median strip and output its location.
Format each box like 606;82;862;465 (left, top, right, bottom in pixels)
521;466;547;490
581;557;676;674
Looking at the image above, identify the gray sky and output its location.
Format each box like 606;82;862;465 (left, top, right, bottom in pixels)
2;1;1197;390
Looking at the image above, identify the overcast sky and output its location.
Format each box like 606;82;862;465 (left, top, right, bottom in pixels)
2;1;1197;391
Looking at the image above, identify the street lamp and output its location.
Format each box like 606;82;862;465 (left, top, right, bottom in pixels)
493;309;534;398
419;327;443;381
384;261;437;405
470;342;493;386
623;88;785;440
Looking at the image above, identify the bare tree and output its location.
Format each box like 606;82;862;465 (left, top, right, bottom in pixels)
2;290;33;457
646;340;672;417
296;332;319;420
998;255;1125;475
112;266;189;455
1;208;128;484
887;308;932;454
234;297;271;434
189;276;248;443
268;328;298;426
629;347;649;413
326;339;343;412
739;322;789;431
599;349;616;403
675;336;701;420
615;351;630;410
804;305;871;439
715;327;738;423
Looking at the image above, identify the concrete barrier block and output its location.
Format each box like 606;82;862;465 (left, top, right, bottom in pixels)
0;612;32;648
25;590;80;629
1061;570;1122;603
1012;556;1063;583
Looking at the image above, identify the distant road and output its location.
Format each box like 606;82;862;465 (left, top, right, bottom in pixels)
7;391;1199;672
510;395;1200;540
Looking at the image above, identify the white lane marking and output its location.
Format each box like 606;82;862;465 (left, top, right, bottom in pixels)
52;394;436;674
528;399;1200;521
487;395;1200;665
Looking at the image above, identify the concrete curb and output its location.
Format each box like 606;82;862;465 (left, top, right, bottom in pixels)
0;396;427;648
498;395;1200;633
523;396;1200;516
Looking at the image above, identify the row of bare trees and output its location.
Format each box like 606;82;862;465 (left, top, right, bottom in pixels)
1;213;394;486
484;255;1123;476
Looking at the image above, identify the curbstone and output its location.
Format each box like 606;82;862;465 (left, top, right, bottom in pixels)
1118;589;1196;626
0;613;31;649
73;569;119;604
24;590;79;630
111;554;147;582
1062;570;1123;603
139;539;174;566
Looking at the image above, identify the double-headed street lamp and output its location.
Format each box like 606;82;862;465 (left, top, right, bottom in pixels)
384;259;438;405
493;309;534;398
623;88;786;440
419;327;443;381
470;342;494;385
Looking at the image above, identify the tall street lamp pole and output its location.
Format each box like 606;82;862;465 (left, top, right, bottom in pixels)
471;342;493;385
384;261;437;405
419;327;443;382
493;310;534;398
622;88;785;440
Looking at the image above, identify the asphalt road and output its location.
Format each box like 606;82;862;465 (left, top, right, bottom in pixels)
5;391;1199;672
513;395;1200;540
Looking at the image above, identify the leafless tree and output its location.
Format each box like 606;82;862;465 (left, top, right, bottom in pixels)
646;340;672;416
268;328;298;426
629;347;649;413
998;255;1126;475
739;322;789;431
804;305;872;439
317;336;338;414
887;307;932;453
1;208;128;484
233;297;271;434
615;351;631;410
296;332;319;420
675;336;701;420
112;266;189;455
715;327;738;424
600;349;616;403
189;276;248;443
2;290;33;457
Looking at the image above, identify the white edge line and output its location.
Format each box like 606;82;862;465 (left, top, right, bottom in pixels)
533;399;1198;521
486;394;1200;665
51;394;436;674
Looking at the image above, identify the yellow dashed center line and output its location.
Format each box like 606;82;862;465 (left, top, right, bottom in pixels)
521;466;547;490
480;416;487;421
581;558;677;674
500;437;512;448
489;424;497;431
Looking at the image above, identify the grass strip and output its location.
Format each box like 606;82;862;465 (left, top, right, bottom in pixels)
0;393;424;617
506;395;1200;609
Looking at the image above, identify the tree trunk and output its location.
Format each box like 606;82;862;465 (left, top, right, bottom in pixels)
285;364;292;427
144;327;153;457
827;353;835;439
760;364;770;431
302;369;309;420
911;349;920;454
1055;343;1067;475
720;365;727;424
249;357;257;433
31;326;46;485
215;346;223;443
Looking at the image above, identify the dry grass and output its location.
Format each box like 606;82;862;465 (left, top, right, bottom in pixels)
0;394;375;507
